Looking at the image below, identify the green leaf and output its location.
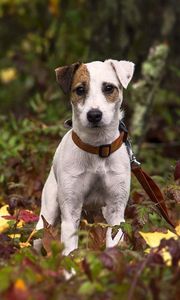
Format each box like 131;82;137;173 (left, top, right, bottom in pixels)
136;205;149;226
78;281;104;296
0;266;12;292
121;222;133;238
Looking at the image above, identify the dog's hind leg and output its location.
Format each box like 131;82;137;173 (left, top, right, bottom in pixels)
34;166;59;252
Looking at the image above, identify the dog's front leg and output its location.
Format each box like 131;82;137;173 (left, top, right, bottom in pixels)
34;167;59;252
59;190;83;256
102;201;126;248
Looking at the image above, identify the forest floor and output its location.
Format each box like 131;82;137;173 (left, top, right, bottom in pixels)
0;116;179;300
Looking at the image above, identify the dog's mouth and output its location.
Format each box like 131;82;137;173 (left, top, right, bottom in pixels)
88;122;103;128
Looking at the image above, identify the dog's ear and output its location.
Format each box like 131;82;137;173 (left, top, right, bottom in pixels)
55;62;81;94
106;59;135;89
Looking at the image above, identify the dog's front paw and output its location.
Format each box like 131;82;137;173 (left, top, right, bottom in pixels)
63;268;76;280
106;228;124;248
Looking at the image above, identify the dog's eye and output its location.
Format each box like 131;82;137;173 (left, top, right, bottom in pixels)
75;86;86;96
103;84;115;94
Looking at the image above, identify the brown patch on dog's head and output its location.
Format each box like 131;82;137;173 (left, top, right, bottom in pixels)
55;62;81;94
102;82;119;103
71;64;90;104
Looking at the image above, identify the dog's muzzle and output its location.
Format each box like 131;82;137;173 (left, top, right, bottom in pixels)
87;109;102;124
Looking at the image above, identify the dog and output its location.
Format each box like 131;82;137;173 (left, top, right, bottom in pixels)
34;59;135;256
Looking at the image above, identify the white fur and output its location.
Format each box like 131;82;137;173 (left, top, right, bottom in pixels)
35;60;134;255
106;59;135;89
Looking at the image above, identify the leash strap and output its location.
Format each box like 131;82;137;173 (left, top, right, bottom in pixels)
131;162;174;227
122;122;175;228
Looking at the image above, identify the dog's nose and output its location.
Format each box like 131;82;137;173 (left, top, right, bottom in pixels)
87;109;102;123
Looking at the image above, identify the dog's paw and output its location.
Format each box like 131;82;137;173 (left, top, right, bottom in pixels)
106;228;124;248
63;268;76;280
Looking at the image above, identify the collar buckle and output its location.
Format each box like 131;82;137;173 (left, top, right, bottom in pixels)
99;144;111;158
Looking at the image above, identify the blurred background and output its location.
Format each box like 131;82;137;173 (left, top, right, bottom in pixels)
0;0;179;201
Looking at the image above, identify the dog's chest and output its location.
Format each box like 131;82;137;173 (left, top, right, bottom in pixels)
83;159;113;208
84;172;107;208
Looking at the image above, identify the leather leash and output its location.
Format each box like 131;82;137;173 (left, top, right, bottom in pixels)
120;122;175;228
131;163;174;227
65;119;175;228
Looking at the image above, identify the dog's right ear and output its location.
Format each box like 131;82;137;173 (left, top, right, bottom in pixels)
55;62;81;94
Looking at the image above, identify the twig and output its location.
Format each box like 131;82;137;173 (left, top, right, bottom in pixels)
127;251;152;300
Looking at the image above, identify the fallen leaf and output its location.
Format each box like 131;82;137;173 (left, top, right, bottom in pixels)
19;242;31;248
41;215;60;256
17;220;25;228
2;208;38;228
80;219;107;250
139;230;177;248
18;210;39;223
8;234;21;239
159;238;180;266
0;205;10;216
140;230;179;266
0;205;10;233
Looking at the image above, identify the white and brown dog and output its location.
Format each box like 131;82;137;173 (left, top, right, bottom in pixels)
34;59;135;255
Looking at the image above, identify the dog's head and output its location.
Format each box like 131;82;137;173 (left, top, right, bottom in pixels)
55;60;134;128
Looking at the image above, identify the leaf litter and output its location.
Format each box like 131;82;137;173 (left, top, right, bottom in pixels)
0;127;179;300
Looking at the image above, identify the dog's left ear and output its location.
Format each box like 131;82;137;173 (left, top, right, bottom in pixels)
55;62;81;94
106;59;135;89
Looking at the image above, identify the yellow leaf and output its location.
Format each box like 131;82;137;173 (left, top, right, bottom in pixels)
139;230;177;248
145;247;172;266
161;249;172;266
0;205;10;233
17;220;25;228
0;205;10;216
14;279;27;291
8;234;21;239
0;68;17;83
0;222;9;233
19;242;31;248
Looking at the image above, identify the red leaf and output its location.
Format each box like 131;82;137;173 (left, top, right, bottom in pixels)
18;210;39;223
2;210;38;223
2;215;16;220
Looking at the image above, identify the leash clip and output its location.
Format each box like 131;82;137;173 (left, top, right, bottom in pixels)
125;138;141;167
131;154;141;169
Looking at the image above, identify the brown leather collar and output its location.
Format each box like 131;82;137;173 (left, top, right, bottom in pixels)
72;130;125;158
